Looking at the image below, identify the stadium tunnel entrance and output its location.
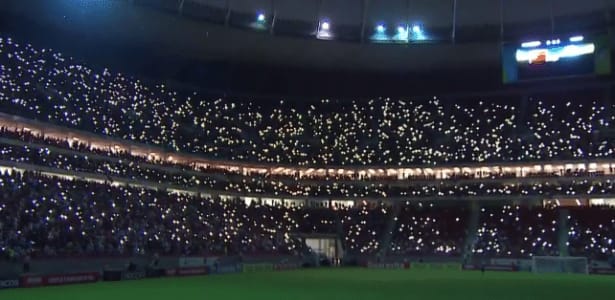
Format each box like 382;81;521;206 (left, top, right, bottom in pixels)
303;234;343;267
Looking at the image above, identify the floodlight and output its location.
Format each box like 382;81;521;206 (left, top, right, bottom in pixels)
321;21;330;31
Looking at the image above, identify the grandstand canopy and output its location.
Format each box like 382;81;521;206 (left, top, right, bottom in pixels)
0;0;613;96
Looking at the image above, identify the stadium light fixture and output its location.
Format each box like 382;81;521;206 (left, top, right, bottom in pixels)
410;23;427;41
370;23;390;42
317;19;333;40
570;36;584;42
321;21;330;31
250;11;268;30
257;13;266;23
412;25;422;34
392;25;409;42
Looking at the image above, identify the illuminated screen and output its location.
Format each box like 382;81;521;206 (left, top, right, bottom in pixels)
502;35;611;83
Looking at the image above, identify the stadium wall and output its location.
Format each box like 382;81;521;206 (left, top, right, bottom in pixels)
0;254;306;289
353;255;462;267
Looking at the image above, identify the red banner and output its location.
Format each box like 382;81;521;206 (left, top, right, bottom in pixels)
20;272;100;288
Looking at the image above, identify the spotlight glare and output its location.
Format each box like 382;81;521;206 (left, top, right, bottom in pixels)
317;20;333;40
412;25;422;34
321;21;330;31
376;24;385;33
257;13;266;22
393;25;409;42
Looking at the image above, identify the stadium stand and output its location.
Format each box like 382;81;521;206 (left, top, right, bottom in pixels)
389;202;467;257
0;171;308;260
0;35;615;271
1;36;614;167
568;207;615;261
472;206;560;258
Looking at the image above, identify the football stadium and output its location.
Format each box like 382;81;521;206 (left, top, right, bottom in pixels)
1;0;615;299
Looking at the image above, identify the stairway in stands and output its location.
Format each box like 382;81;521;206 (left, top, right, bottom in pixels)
461;201;481;261
335;211;346;256
558;208;570;256
377;202;403;258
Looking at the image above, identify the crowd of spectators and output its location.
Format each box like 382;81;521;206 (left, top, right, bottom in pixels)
248;179;615;199
568;207;615;260
4;128;609;183
2;138;615;200
0;127;240;176
472;205;560;258
389;202;467;257
0;171;311;260
1;36;615;167
341;202;390;255
0;128;141;162
295;207;339;234
0;141;223;188
0;171;397;260
3;169;615;261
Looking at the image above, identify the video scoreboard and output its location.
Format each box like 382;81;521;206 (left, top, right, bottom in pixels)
502;35;611;83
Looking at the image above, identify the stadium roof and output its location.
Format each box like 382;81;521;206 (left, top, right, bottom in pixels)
2;0;612;64
1;0;613;96
149;0;611;42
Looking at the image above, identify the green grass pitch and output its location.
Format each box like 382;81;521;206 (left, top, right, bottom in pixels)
3;268;615;300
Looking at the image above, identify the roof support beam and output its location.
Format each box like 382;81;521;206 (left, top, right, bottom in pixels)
499;0;505;42
224;0;232;27
451;0;457;43
178;0;185;16
360;0;369;43
270;0;277;35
